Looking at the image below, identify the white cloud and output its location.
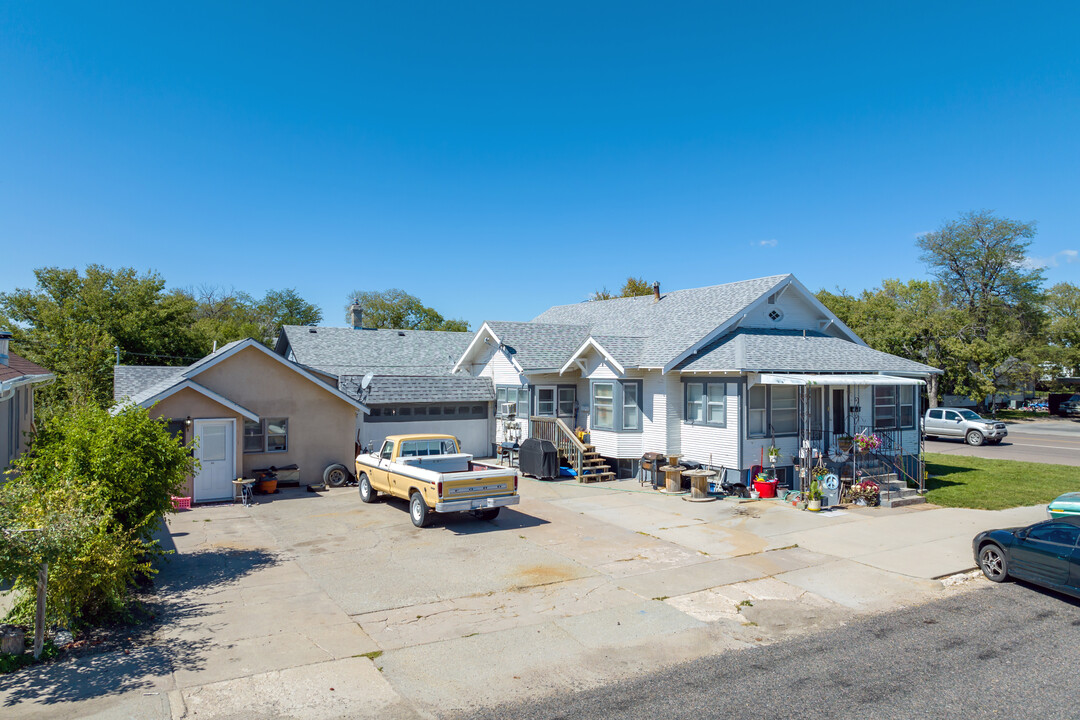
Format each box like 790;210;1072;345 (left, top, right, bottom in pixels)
754;239;778;248
1023;249;1078;269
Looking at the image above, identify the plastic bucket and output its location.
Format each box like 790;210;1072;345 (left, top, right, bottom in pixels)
754;480;777;498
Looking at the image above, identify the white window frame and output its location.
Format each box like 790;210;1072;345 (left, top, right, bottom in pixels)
244;417;288;453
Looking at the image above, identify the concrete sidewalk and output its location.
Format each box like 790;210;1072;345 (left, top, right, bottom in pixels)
0;479;1049;719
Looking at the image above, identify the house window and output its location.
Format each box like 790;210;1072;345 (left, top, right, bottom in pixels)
591;381;642;432
537;387;556;416
748;385;767;436
496;386;528;417
685;382;728;428
686;383;704;422
558;387;575;416
874;385;916;430
622;382;640;430
593;383;615;430
747;385;798;437
771;386;797;434
244;418;288;453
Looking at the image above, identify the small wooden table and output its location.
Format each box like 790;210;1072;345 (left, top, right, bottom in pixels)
683;469;717;502
658;464;686;494
233;478;256;507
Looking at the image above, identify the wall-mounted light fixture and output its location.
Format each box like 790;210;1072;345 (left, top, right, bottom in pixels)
185;416;192;427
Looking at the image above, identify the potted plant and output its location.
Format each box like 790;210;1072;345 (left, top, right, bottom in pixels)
837;435;853;453
807;480;823;512
843;480;880;506
766;445;781;464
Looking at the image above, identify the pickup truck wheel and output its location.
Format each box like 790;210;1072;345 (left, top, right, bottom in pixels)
358;473;377;503
324;463;350;487
410;492;431;528
966;430;985;446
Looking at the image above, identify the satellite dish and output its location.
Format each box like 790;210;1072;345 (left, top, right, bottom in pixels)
360;373;374;390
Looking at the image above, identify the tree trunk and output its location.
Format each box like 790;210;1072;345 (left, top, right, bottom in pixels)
33;562;47;660
928;375;939;408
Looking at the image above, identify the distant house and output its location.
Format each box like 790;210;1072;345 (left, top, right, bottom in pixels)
0;331;54;475
452;275;940;493
274;325;494;457
114;339;367;502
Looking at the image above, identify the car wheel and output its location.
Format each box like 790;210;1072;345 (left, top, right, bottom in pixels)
474;508;500;522
966;430;985;446
410;492;431;528
924;434;936;441
358;473;377;503
979;544;1009;582
324;463;350;487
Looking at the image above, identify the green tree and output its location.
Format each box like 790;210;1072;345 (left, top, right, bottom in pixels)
592;276;654;301
0;266;204;412
1046;281;1080;376
916;211;1047;409
1;404;193;627
344;289;468;331
186;286;322;347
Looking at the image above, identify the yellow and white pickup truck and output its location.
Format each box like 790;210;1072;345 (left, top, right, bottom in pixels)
355;434;519;527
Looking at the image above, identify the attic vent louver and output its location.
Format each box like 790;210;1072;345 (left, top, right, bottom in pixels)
768;309;784;322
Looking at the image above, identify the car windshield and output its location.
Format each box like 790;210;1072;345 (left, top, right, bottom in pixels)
957;410;983;420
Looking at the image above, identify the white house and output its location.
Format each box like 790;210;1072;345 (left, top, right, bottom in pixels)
452;274;940;500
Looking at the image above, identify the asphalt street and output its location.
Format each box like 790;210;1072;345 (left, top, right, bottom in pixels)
926;419;1080;466
462;580;1080;720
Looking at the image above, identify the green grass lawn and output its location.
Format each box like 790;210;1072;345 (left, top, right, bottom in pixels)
924;453;1080;510
989;409;1051;421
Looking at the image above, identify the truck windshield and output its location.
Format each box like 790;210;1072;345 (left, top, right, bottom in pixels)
957;410;983;420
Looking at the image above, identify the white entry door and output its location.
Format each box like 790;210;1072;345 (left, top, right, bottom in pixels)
193;419;236;502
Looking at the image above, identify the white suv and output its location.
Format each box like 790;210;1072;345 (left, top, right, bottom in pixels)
924;408;1008;446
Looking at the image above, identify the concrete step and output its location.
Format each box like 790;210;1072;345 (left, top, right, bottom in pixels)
880;492;926;508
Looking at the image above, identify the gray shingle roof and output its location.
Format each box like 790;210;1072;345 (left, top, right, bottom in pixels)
484;321;591;371
113;365;180;401
589;335;646;369
678;328;940;374
279;326;471;377
340;375;494;404
531;275;790;367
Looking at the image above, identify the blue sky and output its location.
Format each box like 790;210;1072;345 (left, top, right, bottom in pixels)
3;2;1078;330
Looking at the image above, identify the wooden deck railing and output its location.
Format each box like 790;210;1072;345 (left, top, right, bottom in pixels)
528;416;585;476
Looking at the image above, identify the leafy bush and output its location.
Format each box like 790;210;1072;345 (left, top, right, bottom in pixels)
1;404;193;627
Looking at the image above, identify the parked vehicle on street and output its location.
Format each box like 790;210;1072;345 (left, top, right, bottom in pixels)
354;434;519;527
973;517;1080;599
923;408;1007;446
1048;492;1080;520
1056;394;1080;417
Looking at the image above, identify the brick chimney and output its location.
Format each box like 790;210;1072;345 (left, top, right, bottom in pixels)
652;282;661;302
348;301;363;330
0;330;10;366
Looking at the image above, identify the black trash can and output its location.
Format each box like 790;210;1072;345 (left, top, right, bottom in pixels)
519;438;560;480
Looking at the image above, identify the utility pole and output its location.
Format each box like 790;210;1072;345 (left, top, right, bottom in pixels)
34;562;47;659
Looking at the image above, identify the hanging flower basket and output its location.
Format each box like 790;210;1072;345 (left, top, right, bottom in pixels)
837;436;853;453
853;432;882;454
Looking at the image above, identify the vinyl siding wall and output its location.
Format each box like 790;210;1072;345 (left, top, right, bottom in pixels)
680;378;740;469
474;345;529;444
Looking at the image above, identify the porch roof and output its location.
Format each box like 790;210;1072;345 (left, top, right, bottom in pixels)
754;373;926;386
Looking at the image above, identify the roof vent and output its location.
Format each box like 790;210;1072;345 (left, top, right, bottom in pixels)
398;331;406;337
308;328;318;334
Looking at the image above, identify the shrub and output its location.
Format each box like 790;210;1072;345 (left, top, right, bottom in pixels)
1;404;193;627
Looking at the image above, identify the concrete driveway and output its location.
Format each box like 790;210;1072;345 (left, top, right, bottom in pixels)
0;478;1048;719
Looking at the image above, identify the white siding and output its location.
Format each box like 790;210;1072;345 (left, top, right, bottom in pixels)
475;345;528;444
681;381;740;469
743;290;824;331
642;371;666;454
665;373;682;455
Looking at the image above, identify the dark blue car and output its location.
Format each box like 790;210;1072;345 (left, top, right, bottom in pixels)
973;516;1080;598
